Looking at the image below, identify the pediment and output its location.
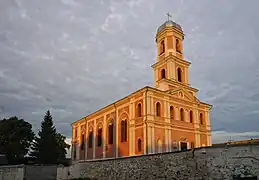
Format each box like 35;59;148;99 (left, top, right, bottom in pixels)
167;87;200;104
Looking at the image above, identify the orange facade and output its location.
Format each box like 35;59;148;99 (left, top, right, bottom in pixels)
71;20;212;161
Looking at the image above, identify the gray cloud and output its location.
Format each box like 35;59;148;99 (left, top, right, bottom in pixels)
1;0;259;143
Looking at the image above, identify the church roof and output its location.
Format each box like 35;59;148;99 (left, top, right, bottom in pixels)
157;20;182;33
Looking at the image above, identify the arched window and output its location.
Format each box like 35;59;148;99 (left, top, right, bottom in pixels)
108;122;113;145
88;131;93;148
75;127;78;138
97;127;102;147
176;39;181;53
180;108;184;121
138;139;142;152
190;110;193;123
156;102;161;117
200;113;204;125
177;68;182;82
137;103;142;117
170;106;174;119
80;134;85;150
161;69;166;79
121;120;127;142
160;40;165;54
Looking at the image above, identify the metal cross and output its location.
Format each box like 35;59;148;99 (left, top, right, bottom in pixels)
165;12;172;21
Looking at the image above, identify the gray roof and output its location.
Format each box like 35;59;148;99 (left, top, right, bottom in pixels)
157;20;182;33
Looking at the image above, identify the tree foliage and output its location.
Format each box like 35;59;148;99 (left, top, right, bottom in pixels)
0;116;34;164
30;110;70;164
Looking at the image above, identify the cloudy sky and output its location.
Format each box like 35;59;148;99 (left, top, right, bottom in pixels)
1;0;259;146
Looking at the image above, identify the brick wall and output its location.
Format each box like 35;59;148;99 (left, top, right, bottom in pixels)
57;144;259;180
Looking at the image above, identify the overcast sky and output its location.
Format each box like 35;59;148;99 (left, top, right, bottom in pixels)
1;0;259;145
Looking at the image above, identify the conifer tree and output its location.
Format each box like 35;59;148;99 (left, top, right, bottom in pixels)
30;110;69;164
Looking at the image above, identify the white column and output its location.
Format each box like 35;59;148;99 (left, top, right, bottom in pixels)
103;116;106;158
93;120;96;159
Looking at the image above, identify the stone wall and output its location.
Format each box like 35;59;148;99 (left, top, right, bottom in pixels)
0;165;24;180
57;144;259;180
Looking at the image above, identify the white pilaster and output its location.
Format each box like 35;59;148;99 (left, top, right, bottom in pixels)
168;129;172;152
147;126;152;154
143;124;147;154
85;123;88;160
93;120;96;159
194;109;200;147
103;116;106;158
115;107;119;158
152;126;156;153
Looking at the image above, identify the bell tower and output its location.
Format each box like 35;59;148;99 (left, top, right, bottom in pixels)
152;15;196;93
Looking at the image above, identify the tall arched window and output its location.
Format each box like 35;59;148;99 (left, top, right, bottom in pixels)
170;106;174;119
177;68;182;82
176;39;181;53
180;108;184;121
108;122;113;145
138;139;142;152
156;102;161;117
160;40;165;54
88;131;93;148
121;120;127;142
80;134;85;150
161;69;166;79
200;113;204;125
137;103;142;117
190;110;193;123
97;127;102;147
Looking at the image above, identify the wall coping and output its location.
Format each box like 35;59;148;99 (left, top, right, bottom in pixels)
77;143;259;164
0;164;24;168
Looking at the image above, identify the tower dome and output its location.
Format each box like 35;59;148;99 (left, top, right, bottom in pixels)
157;20;182;33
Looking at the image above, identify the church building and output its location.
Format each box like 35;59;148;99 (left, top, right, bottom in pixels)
71;19;212;161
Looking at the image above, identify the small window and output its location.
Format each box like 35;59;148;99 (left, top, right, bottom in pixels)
108;122;113;145
170;106;174;119
88;131;93;148
176;39;181;53
160;40;165;54
161;69;166;79
97;128;102;147
73;149;76;159
137;103;142;117
177;68;182;82
138;139;142;152
200;113;204;125
156;102;161;117
190;111;193;123
180;108;184;121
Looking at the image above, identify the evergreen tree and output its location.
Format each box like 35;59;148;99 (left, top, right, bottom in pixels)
30;110;69;164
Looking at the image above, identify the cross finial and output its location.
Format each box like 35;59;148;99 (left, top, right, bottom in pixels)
165;12;172;21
